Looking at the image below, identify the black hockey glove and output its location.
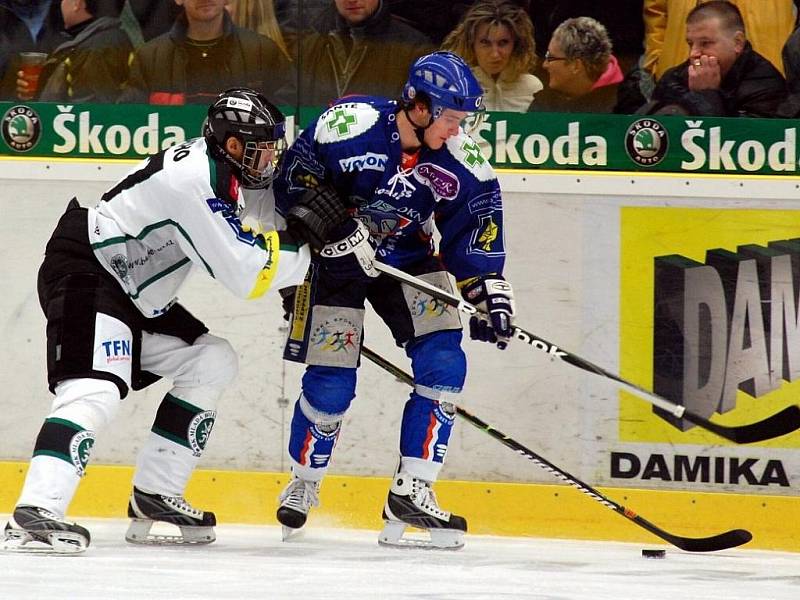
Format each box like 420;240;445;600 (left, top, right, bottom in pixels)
285;185;349;251
320;219;378;281
459;275;515;350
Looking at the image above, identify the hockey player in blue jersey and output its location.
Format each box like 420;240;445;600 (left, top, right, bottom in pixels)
274;51;515;549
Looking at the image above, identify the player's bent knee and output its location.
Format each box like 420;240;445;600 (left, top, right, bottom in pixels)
407;331;467;391
301;365;357;415
50;378;122;431
192;334;239;389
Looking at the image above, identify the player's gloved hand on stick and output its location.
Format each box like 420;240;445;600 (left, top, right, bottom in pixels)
459;274;515;350
320;219;378;281
285;185;349;250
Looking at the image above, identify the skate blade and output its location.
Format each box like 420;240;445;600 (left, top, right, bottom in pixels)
125;519;215;545
281;525;305;542
378;520;464;551
3;530;88;555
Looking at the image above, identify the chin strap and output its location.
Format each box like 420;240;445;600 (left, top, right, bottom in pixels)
402;105;433;146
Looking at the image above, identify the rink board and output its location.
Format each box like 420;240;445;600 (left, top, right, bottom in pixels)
1;159;799;551
0;460;797;551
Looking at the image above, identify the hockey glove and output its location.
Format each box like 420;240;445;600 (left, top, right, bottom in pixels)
459;275;515;350
320;219;378;281
285;185;349;251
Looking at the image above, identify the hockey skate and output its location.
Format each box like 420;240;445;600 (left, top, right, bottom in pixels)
379;472;467;550
125;486;216;545
3;505;90;554
276;476;320;541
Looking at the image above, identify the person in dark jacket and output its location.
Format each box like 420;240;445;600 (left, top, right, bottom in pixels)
0;0;65;99
118;0;292;105
296;0;435;108
14;0;132;102
642;1;787;118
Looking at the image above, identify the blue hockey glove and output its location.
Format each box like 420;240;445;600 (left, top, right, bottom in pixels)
320;219;378;280
459;275;515;350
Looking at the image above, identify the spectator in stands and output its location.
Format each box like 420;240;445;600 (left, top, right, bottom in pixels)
14;0;132;102
642;1;787;117
0;0;65;99
643;0;794;80
531;17;624;113
118;0;292;105
441;0;542;112
296;0;435;108
225;0;291;60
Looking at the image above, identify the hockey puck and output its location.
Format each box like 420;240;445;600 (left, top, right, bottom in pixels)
642;549;666;559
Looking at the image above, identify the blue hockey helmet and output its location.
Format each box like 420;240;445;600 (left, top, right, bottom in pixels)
402;51;484;120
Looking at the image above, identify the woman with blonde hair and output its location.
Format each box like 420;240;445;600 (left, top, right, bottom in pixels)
226;0;292;61
441;0;542;111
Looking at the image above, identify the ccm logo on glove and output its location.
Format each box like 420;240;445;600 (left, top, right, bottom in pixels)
320;219;379;280
320;225;367;258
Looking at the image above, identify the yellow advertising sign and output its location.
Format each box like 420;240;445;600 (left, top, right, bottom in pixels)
620;206;800;448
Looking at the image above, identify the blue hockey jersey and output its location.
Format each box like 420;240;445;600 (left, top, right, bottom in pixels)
274;97;506;282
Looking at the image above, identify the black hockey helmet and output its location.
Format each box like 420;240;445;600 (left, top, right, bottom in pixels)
204;87;287;189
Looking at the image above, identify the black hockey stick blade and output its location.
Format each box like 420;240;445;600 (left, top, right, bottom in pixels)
373;261;800;444
361;346;753;553
631;514;752;552
682;404;800;445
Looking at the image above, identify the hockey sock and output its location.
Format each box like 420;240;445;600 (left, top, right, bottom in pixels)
17;429;87;518
133;391;216;496
398;393;455;481
287;394;342;481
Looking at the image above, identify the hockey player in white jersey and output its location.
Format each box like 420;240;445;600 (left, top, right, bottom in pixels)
2;87;373;554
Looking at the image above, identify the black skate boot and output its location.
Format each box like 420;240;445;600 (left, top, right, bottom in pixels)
276;476;320;541
3;505;90;554
379;472;467;550
126;486;216;545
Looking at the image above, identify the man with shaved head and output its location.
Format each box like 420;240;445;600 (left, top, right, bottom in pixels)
643;0;786;117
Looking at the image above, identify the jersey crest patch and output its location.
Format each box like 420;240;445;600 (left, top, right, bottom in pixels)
315;103;380;144
447;133;495;182
469;214;502;256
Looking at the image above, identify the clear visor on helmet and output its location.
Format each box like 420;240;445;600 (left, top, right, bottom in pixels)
240;138;286;188
430;100;486;139
461;110;488;137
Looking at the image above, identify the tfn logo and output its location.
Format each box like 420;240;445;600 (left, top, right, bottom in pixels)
102;340;131;362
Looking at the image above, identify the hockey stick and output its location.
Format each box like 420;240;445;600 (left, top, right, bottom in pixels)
374;262;800;445
361;345;752;552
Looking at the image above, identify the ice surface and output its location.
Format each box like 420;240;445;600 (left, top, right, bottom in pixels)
2;517;798;600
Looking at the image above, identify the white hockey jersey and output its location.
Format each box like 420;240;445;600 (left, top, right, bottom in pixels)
88;137;310;317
